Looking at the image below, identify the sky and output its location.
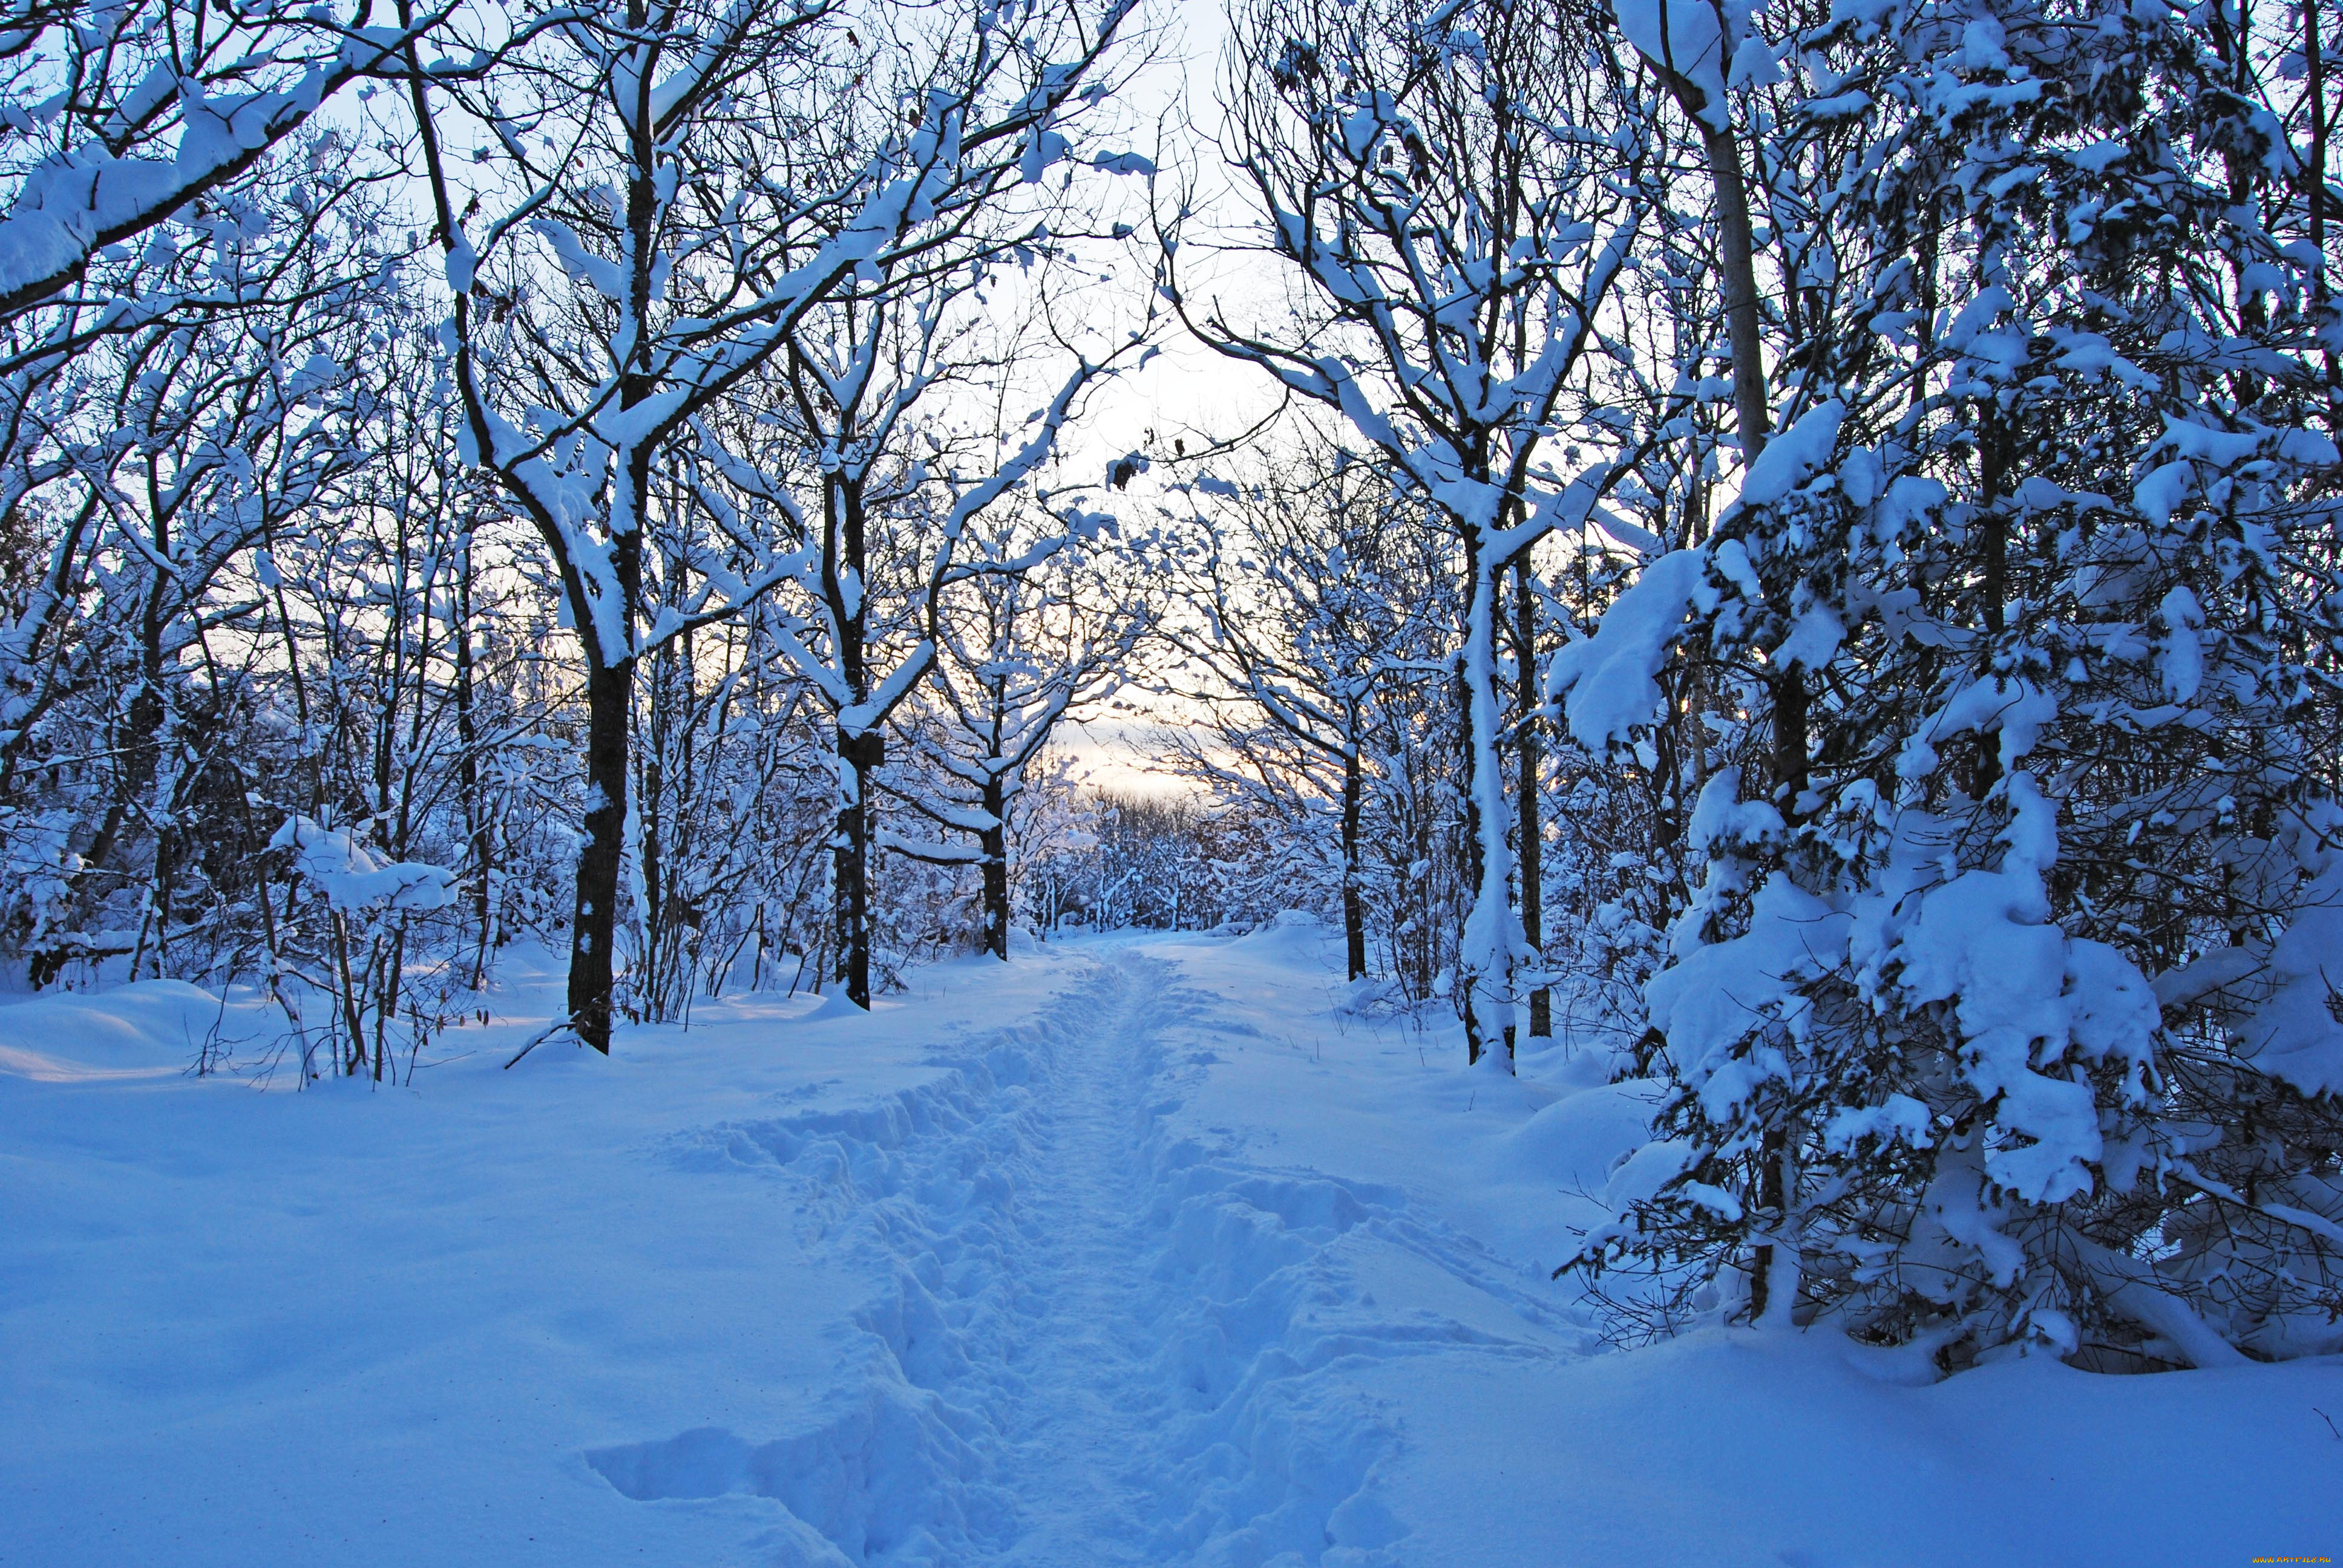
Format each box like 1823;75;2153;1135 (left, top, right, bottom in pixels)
1051;715;1194;797
1037;0;1280;800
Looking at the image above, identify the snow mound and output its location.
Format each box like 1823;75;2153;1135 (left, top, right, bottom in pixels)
1496;1078;1660;1194
0;979;283;1081
1228;907;1337;964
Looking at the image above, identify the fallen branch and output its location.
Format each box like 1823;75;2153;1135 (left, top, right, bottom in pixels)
503;1017;580;1070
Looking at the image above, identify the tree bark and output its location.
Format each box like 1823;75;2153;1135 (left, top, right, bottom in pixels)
1455;648;1488;1063
568;652;633;1053
981;773;1012;961
834;727;879;1007
454;534;493;988
1677;78;1801;1324
560;15;661;1054
1340;740;1366;981
1971;418;2009;798
1701;123;1771;484
1513;555;1549;1037
2312;0;2339;422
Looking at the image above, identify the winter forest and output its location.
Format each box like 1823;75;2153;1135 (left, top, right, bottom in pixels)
4;0;2342;1560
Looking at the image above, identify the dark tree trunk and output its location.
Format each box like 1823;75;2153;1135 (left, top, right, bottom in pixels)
1771;670;1808;814
981;773;1011;961
834;727;880;1007
818;458;879;1010
2313;0;2339;422
454;537;493;988
560;39;655;1054
1971;419;2009;799
568;652;632;1053
1340;741;1366;981
332;908;365;1075
1513;556;1549;1037
1455;651;1487;1063
1755;657;1807;1327
640;645;670;1011
1748;652;1801;1314
1681;95;1801;1325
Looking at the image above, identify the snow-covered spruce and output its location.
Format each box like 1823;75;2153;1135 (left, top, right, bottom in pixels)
1559;0;2343;1364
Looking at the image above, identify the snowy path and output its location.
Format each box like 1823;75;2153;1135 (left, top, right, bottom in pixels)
7;928;2341;1567
980;954;1181;1566
581;947;1498;1563
581;944;1586;1564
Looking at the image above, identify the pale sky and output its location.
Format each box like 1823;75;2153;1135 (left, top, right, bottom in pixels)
1044;0;1276;799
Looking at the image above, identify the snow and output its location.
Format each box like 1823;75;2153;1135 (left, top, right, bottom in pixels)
2235;863;2343;1099
1547;546;1714;751
1737;398;1844;509
3;934;2337;1565
269;814;456;911
1830;777;2162;1203
0;75;331;307
0;979;279;1082
1895;674;2059;780
1611;0;1730;126
1647;873;1849;1109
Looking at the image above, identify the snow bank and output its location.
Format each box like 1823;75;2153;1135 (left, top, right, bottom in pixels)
1225;904;1340;964
0;978;285;1081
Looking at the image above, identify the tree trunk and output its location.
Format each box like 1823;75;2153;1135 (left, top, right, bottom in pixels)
825;462;877;1010
834;728;880;1006
2313;0;2339;422
332;908;365;1076
454;535;493;988
1751;1128;1798;1326
1970;417;2009;798
1454;533;1513;1070
568;652;632;1053
1688;95;1804;1325
981;773;1011;961
1513;555;1549;1037
1455;652;1486;1063
376;921;406;1084
562;39;655;1055
1340;741;1366;981
640;645;670;1018
1701;124;1771;481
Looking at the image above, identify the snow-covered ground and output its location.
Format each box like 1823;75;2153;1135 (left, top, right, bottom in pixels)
4;924;2338;1567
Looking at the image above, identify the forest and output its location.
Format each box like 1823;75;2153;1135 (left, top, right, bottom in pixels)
4;0;2342;1451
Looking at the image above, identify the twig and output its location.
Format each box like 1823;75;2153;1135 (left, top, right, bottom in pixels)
2316;1406;2342;1442
502;1016;577;1070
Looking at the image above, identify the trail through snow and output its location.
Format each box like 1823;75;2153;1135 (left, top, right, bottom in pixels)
6;926;2340;1567
583;947;1521;1564
986;955;1186;1565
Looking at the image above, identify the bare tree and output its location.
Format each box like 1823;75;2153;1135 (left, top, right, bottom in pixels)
1182;0;1655;1063
405;0;1145;1042
889;503;1167;959
1162;442;1442;980
0;0;465;322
